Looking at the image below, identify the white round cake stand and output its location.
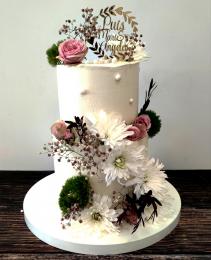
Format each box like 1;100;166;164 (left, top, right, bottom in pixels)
23;173;181;255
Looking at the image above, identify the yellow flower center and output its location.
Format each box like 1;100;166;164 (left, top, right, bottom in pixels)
91;212;103;221
114;156;126;169
143;175;148;183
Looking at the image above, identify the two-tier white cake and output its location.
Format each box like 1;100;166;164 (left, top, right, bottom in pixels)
23;5;181;255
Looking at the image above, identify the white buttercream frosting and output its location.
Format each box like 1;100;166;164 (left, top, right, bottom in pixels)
56;62;140;123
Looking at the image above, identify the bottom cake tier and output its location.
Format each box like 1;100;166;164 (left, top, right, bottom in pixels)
23;172;181;255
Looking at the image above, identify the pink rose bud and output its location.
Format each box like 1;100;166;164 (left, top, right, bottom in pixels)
127;124;147;141
50;120;72;140
134;114;151;130
58;39;88;64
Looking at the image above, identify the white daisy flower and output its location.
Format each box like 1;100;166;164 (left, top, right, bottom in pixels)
86;111;133;147
102;141;145;186
81;194;122;234
125;158;167;199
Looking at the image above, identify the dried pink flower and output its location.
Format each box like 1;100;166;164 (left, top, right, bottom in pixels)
50;120;73;140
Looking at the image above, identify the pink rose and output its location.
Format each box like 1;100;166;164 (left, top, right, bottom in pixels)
127;124;147;141
50;120;73;140
58;39;88;64
134;114;151;130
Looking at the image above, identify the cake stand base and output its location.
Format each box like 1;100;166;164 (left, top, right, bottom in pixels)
23;173;181;255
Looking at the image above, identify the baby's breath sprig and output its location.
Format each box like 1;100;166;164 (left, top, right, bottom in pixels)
42;117;111;176
42;140;82;159
58;8;99;43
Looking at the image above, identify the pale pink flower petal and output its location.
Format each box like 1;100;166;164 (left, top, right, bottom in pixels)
134;114;151;130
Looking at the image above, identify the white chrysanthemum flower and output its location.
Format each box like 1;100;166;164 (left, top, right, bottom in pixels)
102;141;145;186
81;194;122;234
125;158;167;199
86;111;132;147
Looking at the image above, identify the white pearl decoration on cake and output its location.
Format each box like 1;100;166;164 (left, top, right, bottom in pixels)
115;73;121;81
129;98;134;104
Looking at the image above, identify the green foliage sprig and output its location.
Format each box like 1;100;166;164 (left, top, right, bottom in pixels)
46;43;60;66
59;175;91;214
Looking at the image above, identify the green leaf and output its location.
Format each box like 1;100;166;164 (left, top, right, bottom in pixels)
46;43;59;67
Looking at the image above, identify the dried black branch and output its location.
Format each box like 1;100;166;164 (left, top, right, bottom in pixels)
140;78;158;114
117;190;162;234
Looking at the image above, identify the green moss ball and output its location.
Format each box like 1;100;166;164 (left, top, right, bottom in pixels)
59;175;90;214
144;110;162;138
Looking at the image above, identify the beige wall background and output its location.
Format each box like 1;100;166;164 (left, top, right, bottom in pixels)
0;0;210;170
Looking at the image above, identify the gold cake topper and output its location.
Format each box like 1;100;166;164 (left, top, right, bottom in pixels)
91;6;142;61
46;5;146;65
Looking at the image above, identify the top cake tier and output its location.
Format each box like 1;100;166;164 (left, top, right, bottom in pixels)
56;62;140;123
